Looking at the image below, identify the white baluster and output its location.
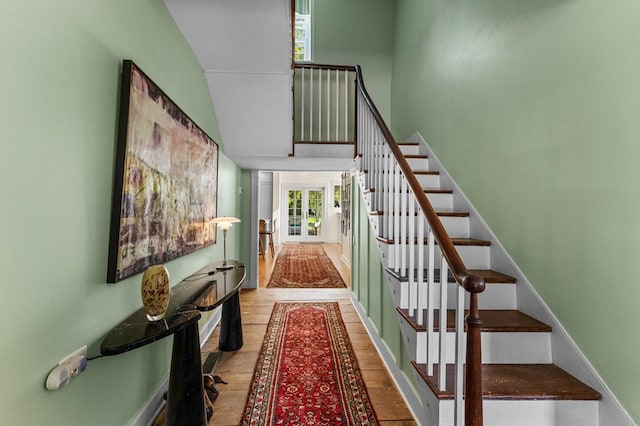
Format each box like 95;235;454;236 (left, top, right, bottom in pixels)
345;71;349;141
455;276;465;425
408;192;416;317
326;68;330;141
439;256;449;391
310;68;314;141
382;144;390;238
417;209;425;326
426;228;435;375
400;175;408;277
318;68;322;141
393;162;401;273
335;69;339;141
301;68;305;141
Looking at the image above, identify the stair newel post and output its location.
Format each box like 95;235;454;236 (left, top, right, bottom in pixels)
465;286;484;426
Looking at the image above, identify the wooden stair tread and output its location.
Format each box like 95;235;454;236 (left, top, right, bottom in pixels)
376;236;491;246
450;237;491;246
377;211;470;217
403;154;428;159
362;185;451;193
397;308;551;333
413;363;602;401
414;170;439;175
386;268;516;284
293;140;354;145
437;211;469;217
468;269;516;283
423;188;452;194
398;142;419;146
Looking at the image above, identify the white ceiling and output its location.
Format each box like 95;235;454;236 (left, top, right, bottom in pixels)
163;0;353;171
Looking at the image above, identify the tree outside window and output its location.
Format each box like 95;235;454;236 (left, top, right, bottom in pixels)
294;0;311;62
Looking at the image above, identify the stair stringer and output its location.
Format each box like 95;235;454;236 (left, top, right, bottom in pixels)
406;131;634;425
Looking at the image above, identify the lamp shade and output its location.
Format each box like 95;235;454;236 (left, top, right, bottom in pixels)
212;216;241;230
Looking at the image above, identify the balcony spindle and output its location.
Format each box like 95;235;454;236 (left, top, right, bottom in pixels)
309;68;314;141
326;68;330;141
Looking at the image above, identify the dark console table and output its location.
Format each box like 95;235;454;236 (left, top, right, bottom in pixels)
100;260;245;426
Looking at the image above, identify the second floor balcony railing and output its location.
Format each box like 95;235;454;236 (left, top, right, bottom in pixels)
292;63;356;157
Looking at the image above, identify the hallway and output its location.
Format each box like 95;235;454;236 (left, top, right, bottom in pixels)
203;243;417;425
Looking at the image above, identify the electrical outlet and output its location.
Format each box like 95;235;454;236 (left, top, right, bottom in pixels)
59;345;87;367
46;345;88;391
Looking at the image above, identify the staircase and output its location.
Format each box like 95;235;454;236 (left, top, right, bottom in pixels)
352;67;603;425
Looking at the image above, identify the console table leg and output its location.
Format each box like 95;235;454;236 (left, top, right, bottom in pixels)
166;320;206;426
219;291;243;351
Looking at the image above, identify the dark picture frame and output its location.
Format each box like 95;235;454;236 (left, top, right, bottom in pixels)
107;60;219;283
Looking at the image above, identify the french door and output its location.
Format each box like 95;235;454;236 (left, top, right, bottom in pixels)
285;187;324;242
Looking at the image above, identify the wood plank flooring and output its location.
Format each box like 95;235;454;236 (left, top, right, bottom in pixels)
155;243;416;425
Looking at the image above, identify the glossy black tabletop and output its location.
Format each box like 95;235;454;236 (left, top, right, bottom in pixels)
101;261;246;356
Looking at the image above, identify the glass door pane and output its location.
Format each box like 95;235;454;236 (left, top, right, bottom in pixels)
284;187;324;242
288;190;302;236
307;189;323;237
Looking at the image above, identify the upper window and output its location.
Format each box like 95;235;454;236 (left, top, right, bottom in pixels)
294;1;311;62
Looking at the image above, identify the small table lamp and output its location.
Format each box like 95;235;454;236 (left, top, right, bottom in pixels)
212;217;241;270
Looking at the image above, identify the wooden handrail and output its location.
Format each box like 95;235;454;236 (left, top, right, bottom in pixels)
294;63;356;72
354;65;485;426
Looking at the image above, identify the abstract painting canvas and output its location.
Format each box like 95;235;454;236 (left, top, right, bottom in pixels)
107;60;219;283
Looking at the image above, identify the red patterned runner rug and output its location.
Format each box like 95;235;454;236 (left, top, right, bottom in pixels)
241;302;379;425
267;244;347;288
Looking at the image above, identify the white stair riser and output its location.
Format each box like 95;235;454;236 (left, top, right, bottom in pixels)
362;186;452;211
426;192;453;210
369;216;469;241
440;245;490;269
406;156;429;169
399;144;420;156
413;378;599;426
398;318;551;364
379;242;491;271
416;173;440;187
377;215;469;239
482;400;599;426
439;216;469;238
385;274;517;310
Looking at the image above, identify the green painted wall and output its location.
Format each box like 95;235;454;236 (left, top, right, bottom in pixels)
313;0;396;122
391;0;640;421
351;183;416;394
0;1;247;424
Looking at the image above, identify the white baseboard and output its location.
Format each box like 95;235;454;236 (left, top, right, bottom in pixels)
130;308;222;426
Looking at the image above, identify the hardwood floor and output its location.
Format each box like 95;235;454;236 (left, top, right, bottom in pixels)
156;243;416;425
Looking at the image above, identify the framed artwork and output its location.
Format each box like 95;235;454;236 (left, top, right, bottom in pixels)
107;60;219;283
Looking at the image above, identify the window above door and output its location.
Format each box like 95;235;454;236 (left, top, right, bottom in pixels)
294;0;312;62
